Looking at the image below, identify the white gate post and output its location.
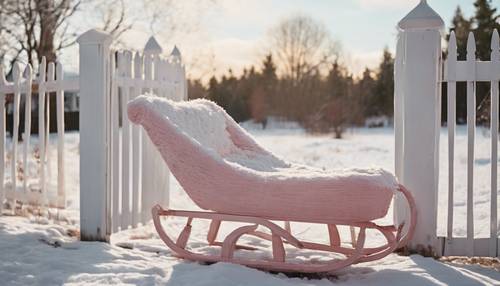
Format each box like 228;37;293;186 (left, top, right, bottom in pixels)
394;0;444;255
77;29;113;241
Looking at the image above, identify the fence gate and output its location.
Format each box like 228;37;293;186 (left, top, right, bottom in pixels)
78;29;187;241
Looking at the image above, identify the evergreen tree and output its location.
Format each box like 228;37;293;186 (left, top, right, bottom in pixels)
326;61;349;99
447;6;472;123
449;6;472;61
473;0;499;60
249;54;278;127
373;48;394;117
261;54;277;84
473;0;499;124
358;68;376;118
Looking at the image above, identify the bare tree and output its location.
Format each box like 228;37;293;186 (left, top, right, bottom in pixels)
93;0;133;41
268;15;339;84
0;0;81;69
0;0;214;72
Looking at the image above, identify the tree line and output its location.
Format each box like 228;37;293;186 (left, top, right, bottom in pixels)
190;0;500;137
189;15;395;138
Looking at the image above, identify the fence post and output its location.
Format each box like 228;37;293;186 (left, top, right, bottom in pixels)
77;29;113;242
394;0;444;255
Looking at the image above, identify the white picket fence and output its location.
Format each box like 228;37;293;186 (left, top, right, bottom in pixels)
0;29;186;242
109;45;186;233
395;0;499;257
441;30;500;257
0;59;78;212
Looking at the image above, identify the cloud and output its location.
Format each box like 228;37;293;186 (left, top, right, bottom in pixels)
356;0;419;10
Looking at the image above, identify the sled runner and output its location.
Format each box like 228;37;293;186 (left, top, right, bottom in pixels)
127;95;416;273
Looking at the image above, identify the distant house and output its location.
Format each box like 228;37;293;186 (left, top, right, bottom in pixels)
364;115;392;128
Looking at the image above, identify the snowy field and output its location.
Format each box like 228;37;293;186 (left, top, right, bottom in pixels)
0;123;499;285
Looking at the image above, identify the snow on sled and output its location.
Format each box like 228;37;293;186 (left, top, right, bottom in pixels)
127;95;416;273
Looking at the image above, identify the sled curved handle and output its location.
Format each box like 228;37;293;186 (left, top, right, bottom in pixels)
396;184;417;249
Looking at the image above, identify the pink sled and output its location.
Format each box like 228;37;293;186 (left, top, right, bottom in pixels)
127;95;416;273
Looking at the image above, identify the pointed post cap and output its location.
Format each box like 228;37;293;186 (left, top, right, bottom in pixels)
398;0;444;31
144;36;163;54
170;45;181;58
77;29;112;45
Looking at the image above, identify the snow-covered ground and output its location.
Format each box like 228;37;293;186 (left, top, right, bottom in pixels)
1;124;499;285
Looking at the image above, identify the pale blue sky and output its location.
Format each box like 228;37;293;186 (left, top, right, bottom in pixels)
61;0;500;79
196;0;499;77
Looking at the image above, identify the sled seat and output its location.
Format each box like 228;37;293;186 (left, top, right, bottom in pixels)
127;95;397;223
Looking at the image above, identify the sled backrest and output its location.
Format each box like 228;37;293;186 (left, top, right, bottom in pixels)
136;96;237;156
130;95;291;172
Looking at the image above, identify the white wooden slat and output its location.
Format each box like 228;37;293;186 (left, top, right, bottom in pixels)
22;65;32;197
5;188;50;205
131;52;143;226
152;54;160;97
11;63;22;209
41;78;79;93
110;52;120;233
439;237;492;257
178;64;185;100
490;29;499;257
445;61;500;82
466;32;476;257
38;58;47;206
182;65;188;100
163;60;171;98
174;62;183;100
152;57;171;210
56;62;65;208
0;77;79;94
0;67;6;214
151;54;163;209
447;32;457;242
112;77;176;90
141;53;154;222
120;51;132;229
46;63;55;183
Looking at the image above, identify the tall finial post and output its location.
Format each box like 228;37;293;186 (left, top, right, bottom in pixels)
394;0;444;256
77;29;113;242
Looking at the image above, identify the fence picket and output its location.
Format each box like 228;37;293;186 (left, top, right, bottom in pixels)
490;29;499;257
141;52;154;222
120;51;132;229
56;63;65;208
11;63;22;209
38;58;47;206
466;32;476;256
22;65;33;198
0;67;6;214
110;52;121;233
447;32;457;245
46;63;55;185
131;52;143;227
